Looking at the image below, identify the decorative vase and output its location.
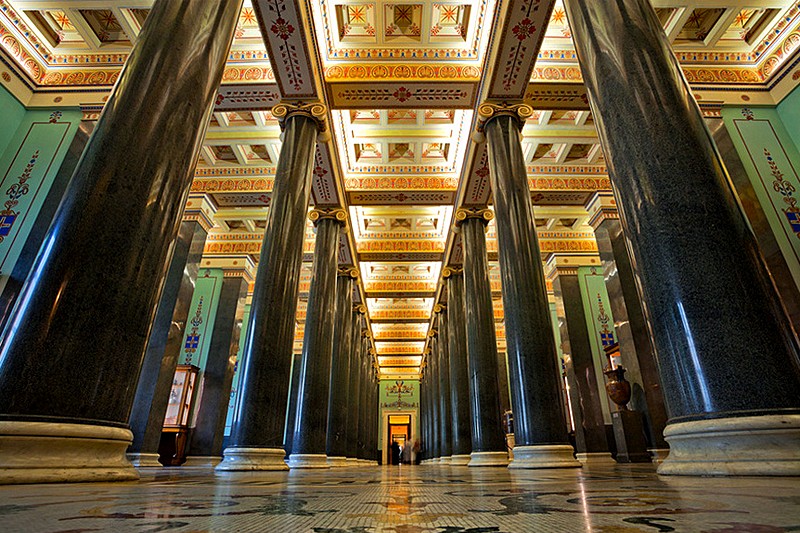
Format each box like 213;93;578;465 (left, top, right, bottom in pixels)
603;365;632;410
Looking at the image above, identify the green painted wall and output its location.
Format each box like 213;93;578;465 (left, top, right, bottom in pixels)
179;268;224;371
576;266;617;423
0;85;25;156
777;85;800;152
722;105;800;290
225;303;250;436
379;378;419;451
0;104;81;293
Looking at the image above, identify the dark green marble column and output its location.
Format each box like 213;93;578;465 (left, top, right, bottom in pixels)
483;111;579;469
565;0;800;475
289;212;345;469
456;211;508;467
428;335;441;461
326;270;356;466
445;269;472;465
128;219;208;467
357;334;371;463
284;352;303;459
0;0;242;484
187;273;248;465
217;105;325;472
436;306;453;462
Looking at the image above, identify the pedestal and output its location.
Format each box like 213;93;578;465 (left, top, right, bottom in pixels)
612;410;651;463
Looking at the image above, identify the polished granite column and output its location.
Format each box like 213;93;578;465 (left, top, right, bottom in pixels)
346;312;365;465
288;212;346;469
284;351;303;458
0;0;241;484
326;271;356;467
457;211;508;467
565;0;800;475
187;273;248;466
587;192;669;459
428;335;441;461
435;306;453;463
369;367;378;464
549;260;613;465
482;111;580;469
217;105;325;472
348;310;362;463
445;269;473;465
357;336;372;464
128;218;208;467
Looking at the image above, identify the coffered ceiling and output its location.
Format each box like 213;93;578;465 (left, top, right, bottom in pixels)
1;0;799;379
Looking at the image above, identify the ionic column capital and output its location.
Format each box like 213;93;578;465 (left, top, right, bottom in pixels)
337;266;359;279
354;304;367;315
473;101;534;142
272;101;329;140
454;208;494;228
442;266;463;278
433;303;446;314
309;208;348;229
428;328;439;338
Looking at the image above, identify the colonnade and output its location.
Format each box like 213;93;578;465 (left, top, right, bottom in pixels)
0;0;798;483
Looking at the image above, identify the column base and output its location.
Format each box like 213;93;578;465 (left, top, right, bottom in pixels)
576;452;617;465
468;451;509;467
346;458;359;467
358;459;371;467
440;456;452;465
0;421;138;484
127;453;163;468
183;456;222;467
327;456;348;467
215;447;289;471
658;414;800;476
649;448;670;464
449;454;471;466
509;445;582;469
288;454;330;469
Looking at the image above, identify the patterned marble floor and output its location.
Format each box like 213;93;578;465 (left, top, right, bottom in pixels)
1;463;799;532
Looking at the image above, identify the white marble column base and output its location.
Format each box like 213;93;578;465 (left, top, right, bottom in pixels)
649;448;670;464
288;453;330;469
509;445;582;469
440;456;452;465
183;456;222;467
576;452;617;465
215;447;289;471
345;458;359;467
659;414;800;476
127;452;162;468
468;451;509;467
658;415;800;476
449;454;471;466
327;456;348;467
0;421;138;484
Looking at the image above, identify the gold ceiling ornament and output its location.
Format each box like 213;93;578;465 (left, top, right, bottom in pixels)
308;208;348;229
442;266;464;278
454;207;494;227
473;101;534;142
271;101;329;140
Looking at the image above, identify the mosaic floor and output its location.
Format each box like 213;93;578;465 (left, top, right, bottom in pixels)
1;463;799;532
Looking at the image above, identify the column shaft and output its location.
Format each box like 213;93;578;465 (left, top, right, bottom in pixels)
188;275;247;463
326;275;354;464
429;336;441;459
436;315;452;459
565;0;800;475
346;315;364;460
289;216;342;468
358;335;370;460
485;115;578;468
460;216;507;466
447;273;472;462
0;0;241;484
128;220;207;467
218;113;319;471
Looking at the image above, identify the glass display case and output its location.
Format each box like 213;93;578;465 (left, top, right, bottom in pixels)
163;364;199;428
158;364;199;466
